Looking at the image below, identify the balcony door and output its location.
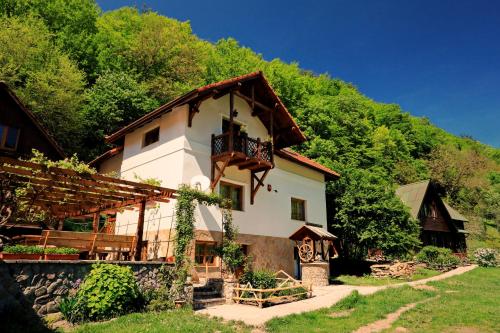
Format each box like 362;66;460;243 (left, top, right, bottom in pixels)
222;118;241;134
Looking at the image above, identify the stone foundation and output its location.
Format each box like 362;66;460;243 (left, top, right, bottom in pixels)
0;260;174;318
301;262;329;286
223;278;237;304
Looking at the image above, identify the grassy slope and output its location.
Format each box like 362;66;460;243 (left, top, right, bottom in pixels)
266;268;499;333
331;268;440;286
384;267;500;333
69;308;250;333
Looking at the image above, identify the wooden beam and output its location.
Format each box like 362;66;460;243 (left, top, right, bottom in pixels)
234;91;274;114
92;213;99;233
250;169;270;205
133;200;146;261
210;158;230;190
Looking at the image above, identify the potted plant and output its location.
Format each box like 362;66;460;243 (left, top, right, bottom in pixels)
44;247;80;260
0;245;44;260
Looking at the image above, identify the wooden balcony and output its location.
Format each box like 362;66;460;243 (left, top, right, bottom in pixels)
211;132;273;171
210;132;273;203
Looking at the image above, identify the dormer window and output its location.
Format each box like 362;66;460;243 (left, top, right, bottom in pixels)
0;124;20;151
143;127;159;147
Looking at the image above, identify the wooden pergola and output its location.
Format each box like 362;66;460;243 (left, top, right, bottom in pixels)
0;157;176;260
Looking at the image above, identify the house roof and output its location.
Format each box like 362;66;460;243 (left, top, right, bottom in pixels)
105;72;306;149
395;180;468;222
275;148;340;179
0;81;65;159
88;146;123;167
289;224;338;241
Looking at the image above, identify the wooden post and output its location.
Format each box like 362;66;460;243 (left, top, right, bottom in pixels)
92;212;99;233
229;91;234;153
57;218;64;230
133;200;146;261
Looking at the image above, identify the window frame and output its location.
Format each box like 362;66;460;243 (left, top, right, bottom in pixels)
219;181;244;211
0;124;20;151
194;241;218;266
291;197;306;221
142;126;160;148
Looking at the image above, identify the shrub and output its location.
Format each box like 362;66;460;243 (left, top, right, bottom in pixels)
473;248;497;267
138;265;176;311
44;247;79;255
416;246;460;270
60;263;141;323
2;245;44;254
240;269;277;289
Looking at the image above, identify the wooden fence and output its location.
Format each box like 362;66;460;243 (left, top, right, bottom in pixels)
233;270;312;307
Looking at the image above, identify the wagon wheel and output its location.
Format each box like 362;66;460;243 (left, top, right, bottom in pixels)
298;243;314;262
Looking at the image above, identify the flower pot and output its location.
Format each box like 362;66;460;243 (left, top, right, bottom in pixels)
166;256;175;263
0;253;42;260
44;254;80;261
174;300;186;309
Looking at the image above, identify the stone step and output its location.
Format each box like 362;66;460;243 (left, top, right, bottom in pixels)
194;290;221;298
193;297;226;310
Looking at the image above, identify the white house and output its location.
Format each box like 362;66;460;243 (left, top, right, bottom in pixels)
91;72;339;279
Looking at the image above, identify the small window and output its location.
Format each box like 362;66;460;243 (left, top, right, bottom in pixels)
195;242;217;266
143;127;159;147
220;182;243;211
291;198;306;221
0;124;20;151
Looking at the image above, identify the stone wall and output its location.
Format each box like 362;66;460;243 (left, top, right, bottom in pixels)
0;260;174;318
301;262;329;286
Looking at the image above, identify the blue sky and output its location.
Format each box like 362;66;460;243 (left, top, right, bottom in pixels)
98;0;500;147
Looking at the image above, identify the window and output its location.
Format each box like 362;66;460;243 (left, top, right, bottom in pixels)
0;124;20;151
220;182;243;210
222;118;241;133
195;242;217;266
143;127;159;147
291;198;306;221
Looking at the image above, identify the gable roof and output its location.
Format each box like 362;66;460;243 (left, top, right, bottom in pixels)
105;72;306;149
395;180;468;222
276;148;340;179
0;82;65;159
289;224;337;241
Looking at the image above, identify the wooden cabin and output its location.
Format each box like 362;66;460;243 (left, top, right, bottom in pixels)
0;81;64;160
396;180;468;253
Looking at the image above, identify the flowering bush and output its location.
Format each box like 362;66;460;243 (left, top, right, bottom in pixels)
473;248;497;267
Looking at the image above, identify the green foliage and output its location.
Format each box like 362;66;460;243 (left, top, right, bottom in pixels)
62;263;141;323
44;247;79;255
2;244;43;254
0;15;86;153
473;248;497;267
139;265;176;312
240;269;277;289
81;71;159;158
416;246;460;270
330;168;421;259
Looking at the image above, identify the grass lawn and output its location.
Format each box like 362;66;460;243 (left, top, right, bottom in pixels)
383;267;500;333
266;267;499;333
331;267;440;286
68;308;250;333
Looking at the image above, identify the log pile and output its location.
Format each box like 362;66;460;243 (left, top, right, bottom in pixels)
370;261;426;278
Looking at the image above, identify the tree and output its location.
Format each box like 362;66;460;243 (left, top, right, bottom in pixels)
330;168;421;259
81;71;159;159
0;15;86;153
93;7;208;102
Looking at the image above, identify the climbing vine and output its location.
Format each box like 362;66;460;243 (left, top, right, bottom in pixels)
173;185;243;294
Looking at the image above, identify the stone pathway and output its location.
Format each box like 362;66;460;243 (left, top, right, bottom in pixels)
197;265;477;327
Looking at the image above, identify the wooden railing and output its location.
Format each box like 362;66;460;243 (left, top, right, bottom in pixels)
233;270;312;308
211;132;273;163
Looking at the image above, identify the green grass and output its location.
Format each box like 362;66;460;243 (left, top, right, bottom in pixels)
331;268;440;286
69;308;250;333
266;267;499;333
383;267;500;333
265;286;436;333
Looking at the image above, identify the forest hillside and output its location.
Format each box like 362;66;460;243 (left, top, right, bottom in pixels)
1;1;498;257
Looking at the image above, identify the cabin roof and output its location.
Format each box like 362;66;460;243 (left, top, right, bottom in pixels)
276;148;340;179
289;224;337;241
105;72;306;149
395;180;468;222
0;81;65;159
89;145;123;167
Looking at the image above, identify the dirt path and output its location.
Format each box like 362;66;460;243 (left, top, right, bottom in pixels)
353;295;440;333
197;265;477;327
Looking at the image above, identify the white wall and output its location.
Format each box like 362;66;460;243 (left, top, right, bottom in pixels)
99;94;328;246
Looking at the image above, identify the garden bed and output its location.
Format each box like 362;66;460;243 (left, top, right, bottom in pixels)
233;270;312;307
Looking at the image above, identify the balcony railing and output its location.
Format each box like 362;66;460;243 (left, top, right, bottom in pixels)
211;132;273;164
